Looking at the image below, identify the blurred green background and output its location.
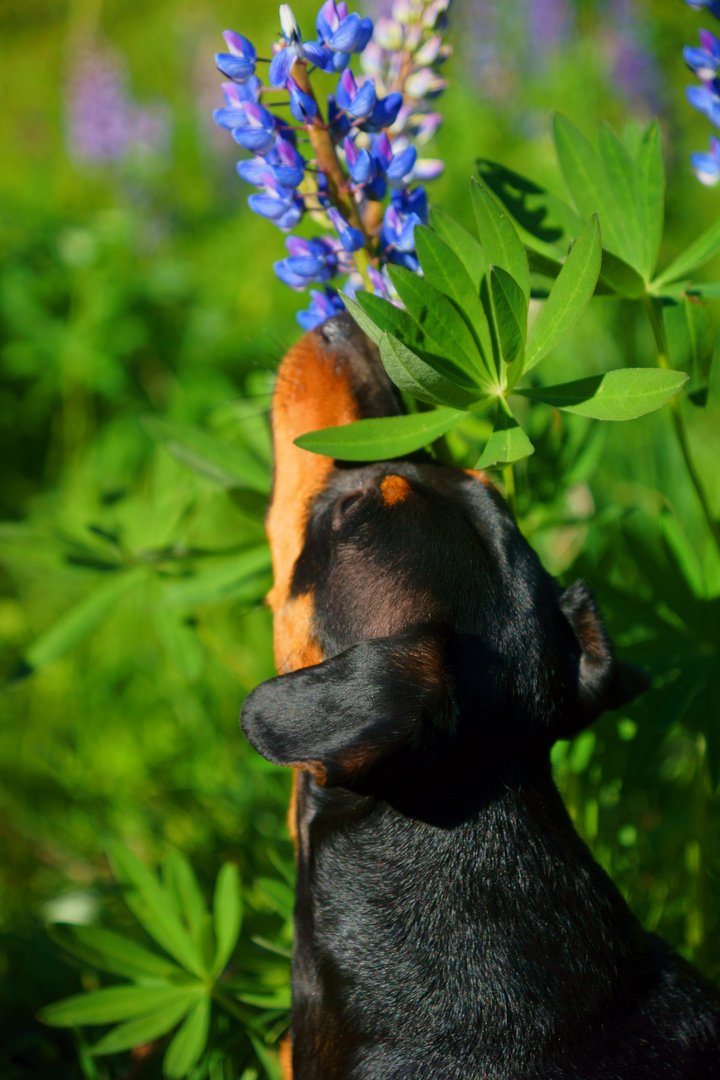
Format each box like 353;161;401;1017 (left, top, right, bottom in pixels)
2;0;720;1076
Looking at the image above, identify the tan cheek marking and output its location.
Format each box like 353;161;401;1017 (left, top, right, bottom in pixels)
279;1033;293;1080
266;332;361;670
380;474;411;506
464;467;493;487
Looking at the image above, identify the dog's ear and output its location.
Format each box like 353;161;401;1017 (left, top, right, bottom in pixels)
558;580;649;734
240;627;455;788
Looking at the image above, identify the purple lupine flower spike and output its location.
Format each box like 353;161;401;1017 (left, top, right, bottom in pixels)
686;84;720;127
297;289;346;330
684;30;720;80
691;135;720;184
683;0;720;16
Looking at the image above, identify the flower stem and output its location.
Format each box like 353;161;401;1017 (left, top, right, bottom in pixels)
643;298;720;552
503;464;517;518
291;63;373;288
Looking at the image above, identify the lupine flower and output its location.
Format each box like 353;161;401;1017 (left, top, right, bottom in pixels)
684;30;720;80
691;135;720;183
211;0;451;327
66;40;170;166
683;0;720;16
687;84;720;127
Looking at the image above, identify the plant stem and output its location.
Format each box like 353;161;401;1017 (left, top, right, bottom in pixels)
642;298;720;552
291;63;373;288
503;463;517;518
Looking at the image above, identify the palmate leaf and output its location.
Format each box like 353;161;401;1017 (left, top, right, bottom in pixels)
475;400;534;468
90;996;200;1057
107;842;207;978
598;123;644;275
163;851;209;935
352;290;427;352
212;862;243;977
39;984;201;1027
488;266;527;381
378;333;485;410
386;265;482;373
414;225;496;382
428;207;486;285
163;995;211;1079
294;406;463;461
635;119;664;281
48;923;184;981
470;179;530;299
525;215;602;371
142;417;270;494
515;368;688;419
663;297;714;407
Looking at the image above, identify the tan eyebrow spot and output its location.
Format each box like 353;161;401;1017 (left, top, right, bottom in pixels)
463;468;493;486
380;474;411;506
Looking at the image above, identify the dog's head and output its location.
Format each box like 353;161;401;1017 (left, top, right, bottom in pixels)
242;314;647;790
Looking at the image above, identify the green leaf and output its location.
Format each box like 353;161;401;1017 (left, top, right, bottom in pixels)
414;225;496;381
526;215;602;371
91;997;198;1056
378;333;485;410
475;401;534;468
227;489;268;522
39;985;200;1027
663;297;715;407
236;988;291;1010
470;179;530;299
598;123;644;273
514;368;688;419
488;266;527;378
635;120;665;281
107;842;206;978
48;924;184;981
386;265;481;372
21;568;146;677
294;406;463;461
687;281;720;298
163;851;208;935
339;290;384;344
476;158;584;262
354;291;427;353
163;996;211;1079
142;417;270;494
598;249;647;298
427;207;486;285
552;114;626;261
654;216;720;288
212;863;242;977
159;547;271;607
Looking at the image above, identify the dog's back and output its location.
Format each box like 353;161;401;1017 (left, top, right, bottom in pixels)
242;314;720;1079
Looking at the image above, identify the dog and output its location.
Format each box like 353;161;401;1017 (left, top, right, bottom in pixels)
241;313;720;1080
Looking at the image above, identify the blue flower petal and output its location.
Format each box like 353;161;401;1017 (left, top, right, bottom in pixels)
233;127;276;153
269;47;295;87
355;18;374;52
215;53;256;81
349;148;373;184
213;107;248;129
328;13;362;52
249;193;290;219
237;158;272;184
349;80;376;119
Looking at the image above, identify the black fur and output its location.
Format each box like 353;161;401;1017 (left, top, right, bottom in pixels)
242;322;720;1079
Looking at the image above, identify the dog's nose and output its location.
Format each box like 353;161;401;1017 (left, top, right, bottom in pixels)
314;312;369;351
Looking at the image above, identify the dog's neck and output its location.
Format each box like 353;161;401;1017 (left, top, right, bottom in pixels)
292;751;654;1076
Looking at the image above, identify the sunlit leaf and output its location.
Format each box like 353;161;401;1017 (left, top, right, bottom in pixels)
428;207;486;285
654;217;720;288
475;401;534;468
598;123;644;273
635;120;664;281
414;225;496;382
378;333;485;410
163;995;211;1079
354;291;427;353
488;266;527;377
236;988;291;1010
142;417;270;494
598;249;647;298
552;114;627;261
159;547;271;607
526;215;602;371
212;862;242;977
163;851;208;934
294;406;462;461
386;265;481;371
39;985;199;1027
91;997;198;1056
48;924;183;981
107;842;206;977
339;290;384;344
470;179;530;299
515;368;688;419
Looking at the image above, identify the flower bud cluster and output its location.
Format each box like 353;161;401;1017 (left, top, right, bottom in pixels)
212;1;452;328
683;0;720;184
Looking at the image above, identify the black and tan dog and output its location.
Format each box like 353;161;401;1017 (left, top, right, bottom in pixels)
241;314;720;1080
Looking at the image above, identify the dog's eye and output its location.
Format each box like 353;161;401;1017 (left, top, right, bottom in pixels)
332;490;365;530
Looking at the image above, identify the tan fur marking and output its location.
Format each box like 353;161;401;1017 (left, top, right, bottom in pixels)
279;1033;293;1079
380;474;411;506
266;334;361;672
464;467;493;487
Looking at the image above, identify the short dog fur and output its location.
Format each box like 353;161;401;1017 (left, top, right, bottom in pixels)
241;314;720;1080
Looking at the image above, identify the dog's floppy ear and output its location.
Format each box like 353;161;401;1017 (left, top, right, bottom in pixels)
240;626;455;788
558;580;650;734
